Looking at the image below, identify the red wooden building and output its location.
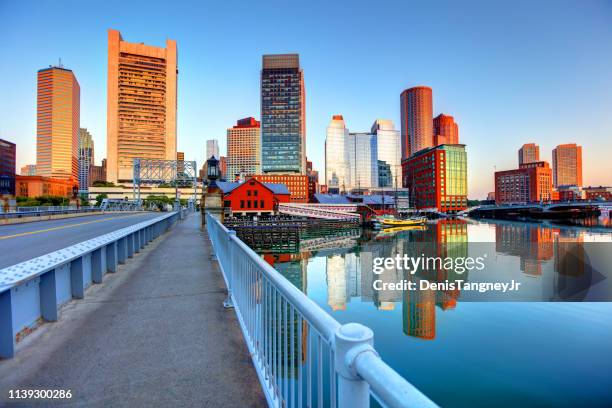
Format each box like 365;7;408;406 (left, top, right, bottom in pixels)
217;178;290;215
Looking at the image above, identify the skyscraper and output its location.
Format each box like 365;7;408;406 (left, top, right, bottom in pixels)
371;119;401;188
349;132;378;190
518;143;540;166
400;86;433;159
227;117;261;180
206;139;219;160
106;29;177;183
261;54;306;174
78;128;94;191
552;143;582;187
433;114;459;146
37;66;80;181
325;115;351;193
0;139;16;196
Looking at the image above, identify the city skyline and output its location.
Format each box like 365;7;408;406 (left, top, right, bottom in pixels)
1;0;611;198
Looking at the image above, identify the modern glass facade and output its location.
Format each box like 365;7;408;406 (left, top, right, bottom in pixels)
78;128;94;191
325;115;351;193
349;132;378;190
0;139;16;196
261;54;305;174
378;160;391;188
402;144;467;212
371;119;400;188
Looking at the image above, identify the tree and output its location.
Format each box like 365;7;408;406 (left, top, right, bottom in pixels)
92;181;116;187
95;193;108;207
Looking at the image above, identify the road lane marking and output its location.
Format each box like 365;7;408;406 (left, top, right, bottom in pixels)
0;213;149;240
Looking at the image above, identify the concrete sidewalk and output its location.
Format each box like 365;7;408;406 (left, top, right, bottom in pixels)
0;213;266;407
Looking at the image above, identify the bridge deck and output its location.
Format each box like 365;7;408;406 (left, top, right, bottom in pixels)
0;213;266;407
0;212;161;269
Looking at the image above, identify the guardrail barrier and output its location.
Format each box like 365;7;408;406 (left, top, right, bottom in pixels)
0;211;181;359
206;212;438;408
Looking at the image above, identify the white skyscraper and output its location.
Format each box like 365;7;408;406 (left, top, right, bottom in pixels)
371;119;401;188
349;132;378;190
325;115;351;193
206;139;219;159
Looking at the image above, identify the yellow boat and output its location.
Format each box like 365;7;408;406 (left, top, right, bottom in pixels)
380;217;427;227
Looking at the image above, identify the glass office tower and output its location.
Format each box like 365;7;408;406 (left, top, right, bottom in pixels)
261;54;306;174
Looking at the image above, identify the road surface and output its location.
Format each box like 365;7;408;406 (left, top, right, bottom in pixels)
0;212;162;269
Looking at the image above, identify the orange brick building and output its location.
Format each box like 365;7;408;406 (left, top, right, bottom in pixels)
16;175;77;198
495;161;552;204
252;174;309;203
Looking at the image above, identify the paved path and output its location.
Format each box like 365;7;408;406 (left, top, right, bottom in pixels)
0;213;266;407
0;212;163;269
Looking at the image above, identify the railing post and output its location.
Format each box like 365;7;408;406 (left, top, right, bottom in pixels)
223;230;236;309
0;289;15;358
92;247;105;283
335;323;375;408
106;242;117;272
70;257;85;299
40;270;58;321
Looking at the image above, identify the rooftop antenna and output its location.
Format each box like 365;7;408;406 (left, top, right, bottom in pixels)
58;57;63;68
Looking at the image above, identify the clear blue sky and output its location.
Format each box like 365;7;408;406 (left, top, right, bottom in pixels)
1;0;611;198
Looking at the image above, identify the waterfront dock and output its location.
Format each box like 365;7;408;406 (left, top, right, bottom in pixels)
0;213;266;407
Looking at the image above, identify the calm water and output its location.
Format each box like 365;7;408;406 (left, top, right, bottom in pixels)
262;216;612;408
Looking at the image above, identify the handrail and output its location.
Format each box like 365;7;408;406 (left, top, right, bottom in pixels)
206;212;438;408
0;211;181;359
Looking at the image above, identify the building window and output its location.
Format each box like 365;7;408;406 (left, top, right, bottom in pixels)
247;200;251;208
260;200;264;208
247;190;251;196
240;200;244;209
254;200;258;208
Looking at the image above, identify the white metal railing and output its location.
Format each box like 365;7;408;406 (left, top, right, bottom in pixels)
206;212;438;408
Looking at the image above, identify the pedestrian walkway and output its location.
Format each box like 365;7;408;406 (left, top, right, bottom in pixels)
0;213;266;407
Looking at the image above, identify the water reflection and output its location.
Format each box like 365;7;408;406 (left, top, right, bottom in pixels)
260;217;611;341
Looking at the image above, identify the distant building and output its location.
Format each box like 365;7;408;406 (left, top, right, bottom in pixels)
16;175;76;198
37;66;80;181
487;192;496;201
325;115;351;194
402;144;467;212
557;185;584;201
306;160;319;202
219;156;227;181
433;114;459;146
177;151;185;173
371;119;401;188
261;54;306;174
206;139;219;160
89;159;107;186
78;128;94;191
227;117;261;179
0;139;16;196
107;29;177;183
20;164;37;176
378;160;391;188
518;143;540;166
252;174;309;203
494;161;552;204
400;86;433;158
583;186;612;201
552;143;582;188
217;178;290;215
349;132;379;191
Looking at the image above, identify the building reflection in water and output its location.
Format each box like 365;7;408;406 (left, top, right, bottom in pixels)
261;217;597;343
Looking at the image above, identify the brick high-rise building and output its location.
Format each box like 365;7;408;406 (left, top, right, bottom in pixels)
433;114;459;146
261;54;306;174
78;128;94;191
495;161;552;204
106;29;177;183
552;143;582;188
227;117;261;179
402;144;467;212
400;86;433;159
36;66;80;181
518;143;540;166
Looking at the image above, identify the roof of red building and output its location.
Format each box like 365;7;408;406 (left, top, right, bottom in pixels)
217;180;290;195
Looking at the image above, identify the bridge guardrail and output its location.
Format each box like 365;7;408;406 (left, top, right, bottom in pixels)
0;207;103;219
206;212;438;408
0;211;181;359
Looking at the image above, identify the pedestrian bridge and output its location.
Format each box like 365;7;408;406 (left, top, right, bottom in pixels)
0;210;437;407
278;203;361;221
